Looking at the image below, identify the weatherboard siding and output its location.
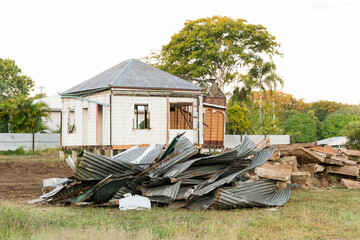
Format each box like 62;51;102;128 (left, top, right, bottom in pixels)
112;95;167;145
61;92;110;147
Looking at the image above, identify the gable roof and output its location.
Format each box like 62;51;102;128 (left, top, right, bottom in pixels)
62;59;203;95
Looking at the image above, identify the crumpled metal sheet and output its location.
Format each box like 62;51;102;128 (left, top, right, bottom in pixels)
138;181;182;200
113;144;164;169
163;135;257;179
73;151;143;181
149;136;198;178
211;180;291;209
189;148;275;197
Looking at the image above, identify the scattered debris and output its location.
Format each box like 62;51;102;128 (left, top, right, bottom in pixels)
30;136;360;210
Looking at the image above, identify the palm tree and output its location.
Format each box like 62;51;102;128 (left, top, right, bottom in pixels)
0;95;50;133
241;57;284;125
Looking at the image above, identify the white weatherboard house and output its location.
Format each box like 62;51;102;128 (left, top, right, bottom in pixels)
60;59;205;152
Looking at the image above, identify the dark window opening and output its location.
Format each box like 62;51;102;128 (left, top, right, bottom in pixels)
134;104;150;129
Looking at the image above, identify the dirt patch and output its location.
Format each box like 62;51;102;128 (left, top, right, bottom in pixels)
0;161;73;202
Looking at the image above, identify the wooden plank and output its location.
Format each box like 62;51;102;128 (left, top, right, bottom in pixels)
270;142;316;150
112;144;150;150
291;148;325;164
327;165;359;177
341;179;360;188
254;162;293;182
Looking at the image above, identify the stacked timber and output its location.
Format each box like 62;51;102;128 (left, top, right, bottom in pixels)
251;142;360;189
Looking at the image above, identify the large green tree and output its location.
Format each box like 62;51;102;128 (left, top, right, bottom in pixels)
0;95;50;133
341;121;360;150
284;112;317;143
319;114;360;139
0;58;34;100
147;16;281;91
311;100;345;122
226;103;251;135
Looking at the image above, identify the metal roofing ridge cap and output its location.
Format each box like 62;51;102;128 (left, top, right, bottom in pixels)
110;58;136;87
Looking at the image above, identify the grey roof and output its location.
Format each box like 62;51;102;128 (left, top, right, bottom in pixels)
62;59;203;94
317;136;348;146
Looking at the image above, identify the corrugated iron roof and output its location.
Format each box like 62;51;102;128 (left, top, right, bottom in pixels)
62;59;203;94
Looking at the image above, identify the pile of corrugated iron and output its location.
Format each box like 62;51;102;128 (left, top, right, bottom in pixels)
255;142;360;189
29;134;292;210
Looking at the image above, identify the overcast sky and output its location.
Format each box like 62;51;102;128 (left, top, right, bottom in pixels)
1;0;359;104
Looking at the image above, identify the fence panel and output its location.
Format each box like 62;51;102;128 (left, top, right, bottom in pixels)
0;133;60;150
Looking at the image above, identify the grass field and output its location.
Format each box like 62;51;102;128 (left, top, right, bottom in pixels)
1;189;360;240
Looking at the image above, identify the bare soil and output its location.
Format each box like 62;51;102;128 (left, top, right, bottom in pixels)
0;160;73;202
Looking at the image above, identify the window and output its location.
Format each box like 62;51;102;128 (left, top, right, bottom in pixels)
134;104;150;129
67;107;76;134
170;103;193;129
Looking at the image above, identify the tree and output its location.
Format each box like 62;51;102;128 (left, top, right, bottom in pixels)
146;16;281;91
341;121;360;150
249;101;283;135
319;114;360;139
240;57;284;125
311;100;345;122
226;103;251;135
332;105;360;116
0;58;34;100
0;95;50;133
284;112;317;143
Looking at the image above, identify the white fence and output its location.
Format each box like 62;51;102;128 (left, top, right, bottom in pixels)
0;133;60;151
225;135;290;148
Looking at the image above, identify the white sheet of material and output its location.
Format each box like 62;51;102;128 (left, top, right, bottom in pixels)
65;155;75;170
118;193;151;210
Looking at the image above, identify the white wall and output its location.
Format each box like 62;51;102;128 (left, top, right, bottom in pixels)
224;135;291;148
112;95;167;145
61;92;110;146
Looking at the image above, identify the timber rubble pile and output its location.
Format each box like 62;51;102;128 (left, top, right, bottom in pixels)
29;134;360;210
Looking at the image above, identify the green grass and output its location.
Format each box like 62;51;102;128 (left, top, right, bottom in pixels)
0;148;61;162
1;189;360;240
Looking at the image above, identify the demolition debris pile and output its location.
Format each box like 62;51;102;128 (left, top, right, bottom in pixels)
263;142;360;189
29;135;291;209
29;135;360;209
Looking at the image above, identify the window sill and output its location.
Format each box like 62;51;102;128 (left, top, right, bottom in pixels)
132;128;151;131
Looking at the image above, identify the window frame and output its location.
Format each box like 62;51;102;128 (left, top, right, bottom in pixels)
133;104;150;130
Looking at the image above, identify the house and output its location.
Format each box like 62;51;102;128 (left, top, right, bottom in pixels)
35;95;63;133
317;136;348;148
60;59;215;154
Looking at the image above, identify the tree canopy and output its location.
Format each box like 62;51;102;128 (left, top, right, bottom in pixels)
341;121;360;150
226;104;251;135
0;95;50;133
319;114;360;139
147;16;281;91
0;58;34;100
284;112;317;143
311;100;345;121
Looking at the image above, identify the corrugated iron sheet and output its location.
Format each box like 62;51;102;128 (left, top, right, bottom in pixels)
149;136;198;178
113;144;164;169
138;181;182;199
211;180;291;209
190;148;275;197
73;151;143;181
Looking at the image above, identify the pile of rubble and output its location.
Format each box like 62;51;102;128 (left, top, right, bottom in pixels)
29;134;292;210
254;142;360;189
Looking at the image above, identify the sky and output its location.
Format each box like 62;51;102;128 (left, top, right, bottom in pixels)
1;0;359;104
